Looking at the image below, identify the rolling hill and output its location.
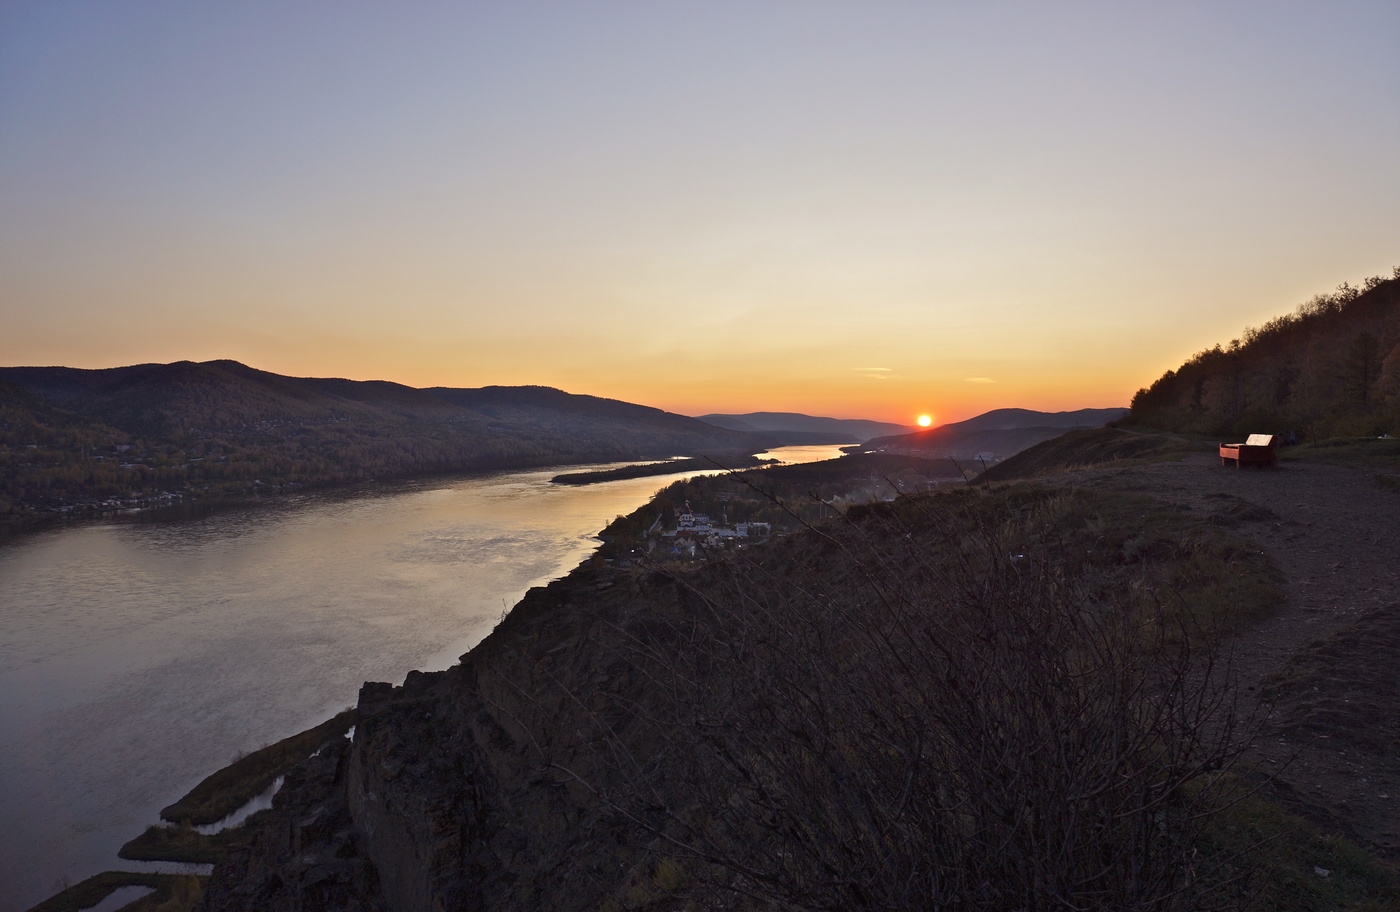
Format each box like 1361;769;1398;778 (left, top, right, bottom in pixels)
859;407;1129;462
0;360;761;529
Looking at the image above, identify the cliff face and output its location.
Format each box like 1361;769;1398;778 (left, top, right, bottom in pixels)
200;736;382;910
201;482;1273;912
204;561;685;912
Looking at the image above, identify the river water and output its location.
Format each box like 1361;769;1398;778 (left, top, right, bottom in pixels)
0;446;844;910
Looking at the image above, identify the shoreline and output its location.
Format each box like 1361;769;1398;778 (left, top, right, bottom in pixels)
551;453;776;485
200;454;1400;909
0;451;766;548
15;493;649;912
7;445;849;911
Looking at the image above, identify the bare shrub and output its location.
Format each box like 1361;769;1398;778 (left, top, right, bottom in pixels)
599;488;1251;911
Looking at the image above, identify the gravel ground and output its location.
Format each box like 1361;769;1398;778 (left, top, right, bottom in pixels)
1046;454;1400;857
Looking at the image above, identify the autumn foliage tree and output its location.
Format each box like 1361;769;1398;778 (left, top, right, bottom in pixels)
1130;269;1400;438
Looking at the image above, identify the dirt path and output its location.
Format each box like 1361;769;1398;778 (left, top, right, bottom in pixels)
1050;455;1400;856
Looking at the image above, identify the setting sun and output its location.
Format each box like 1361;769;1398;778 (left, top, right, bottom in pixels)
917;415;933;427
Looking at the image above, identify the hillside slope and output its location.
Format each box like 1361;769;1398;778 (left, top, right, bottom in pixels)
1041;454;1400;864
1130;269;1400;438
430;385;758;454
0;361;757;530
198;456;1400;910
860;407;1128;462
974;426;1205;483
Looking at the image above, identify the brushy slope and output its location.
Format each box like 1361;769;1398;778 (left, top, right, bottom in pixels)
974;426;1205;482
196;478;1400;911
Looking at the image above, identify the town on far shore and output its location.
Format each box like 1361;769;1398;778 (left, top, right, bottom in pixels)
651;499;772;560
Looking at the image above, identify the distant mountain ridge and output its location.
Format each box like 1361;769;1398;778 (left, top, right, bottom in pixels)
1;359;1132;529
936;407;1130;433
0;360;762;528
0;360;753;448
698;411;912;444
861;407;1129;462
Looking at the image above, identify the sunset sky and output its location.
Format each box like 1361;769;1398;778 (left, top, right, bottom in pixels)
1;2;1396;424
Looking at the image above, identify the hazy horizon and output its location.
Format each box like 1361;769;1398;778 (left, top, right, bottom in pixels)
3;2;1396;425
0;356;1134;428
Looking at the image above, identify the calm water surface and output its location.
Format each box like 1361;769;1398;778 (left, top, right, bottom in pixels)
0;446;842;910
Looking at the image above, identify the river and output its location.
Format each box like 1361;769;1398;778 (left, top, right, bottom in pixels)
0;446;845;911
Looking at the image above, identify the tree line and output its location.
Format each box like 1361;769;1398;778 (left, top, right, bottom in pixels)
1129;269;1400;439
0;408;735;531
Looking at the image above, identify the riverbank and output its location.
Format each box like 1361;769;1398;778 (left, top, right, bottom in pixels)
0;362;768;538
0;451;775;547
0;462;673;911
550;453;775;485
4;447;848;912
25;872;204;912
197;449;1400;910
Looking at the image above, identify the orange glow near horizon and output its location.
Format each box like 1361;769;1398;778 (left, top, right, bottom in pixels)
0;334;1146;426
2;6;1394;434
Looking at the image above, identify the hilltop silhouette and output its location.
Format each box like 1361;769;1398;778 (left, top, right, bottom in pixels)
0;360;763;529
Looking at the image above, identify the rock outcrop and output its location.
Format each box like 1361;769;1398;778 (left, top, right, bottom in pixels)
204;561;688;912
203;472;1368;912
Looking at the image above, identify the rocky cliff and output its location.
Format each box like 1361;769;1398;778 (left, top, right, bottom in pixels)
202;559;698;912
201;480;1296;912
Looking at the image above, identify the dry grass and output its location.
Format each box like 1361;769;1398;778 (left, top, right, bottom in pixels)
1284;436;1400;470
159;708;353;826
895;484;1285;641
589;483;1285;910
975;426;1206;483
118;811;269;864
24;873;204;912
1198;783;1400;911
600;857;688;911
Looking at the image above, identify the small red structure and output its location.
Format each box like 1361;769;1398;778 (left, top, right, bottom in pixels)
1219;434;1277;468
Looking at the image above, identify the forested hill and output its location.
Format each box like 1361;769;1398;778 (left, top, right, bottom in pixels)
1130;269;1400;438
428;385;755;451
0;360;757;529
